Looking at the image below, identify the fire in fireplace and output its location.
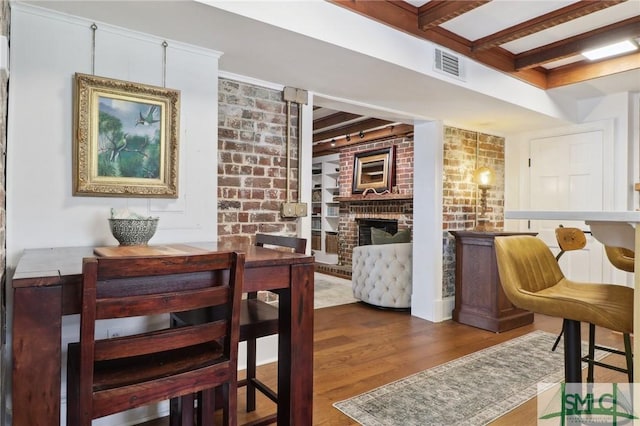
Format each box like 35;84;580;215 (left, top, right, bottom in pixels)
357;219;398;246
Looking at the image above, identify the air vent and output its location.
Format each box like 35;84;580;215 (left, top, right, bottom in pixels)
434;48;464;80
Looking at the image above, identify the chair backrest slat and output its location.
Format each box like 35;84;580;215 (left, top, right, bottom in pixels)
255;233;307;254
95;286;230;319
94;321;228;361
95;253;234;280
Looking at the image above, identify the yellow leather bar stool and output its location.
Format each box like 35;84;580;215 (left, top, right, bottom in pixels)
550;226;587;352
495;235;633;383
605;246;635;273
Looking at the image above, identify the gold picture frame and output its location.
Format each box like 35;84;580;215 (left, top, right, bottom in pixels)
352;146;395;194
73;73;180;197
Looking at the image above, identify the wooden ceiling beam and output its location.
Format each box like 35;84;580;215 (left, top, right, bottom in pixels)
313;112;362;131
418;0;490;31
327;0;634;89
328;0;422;37
313;118;393;143
313;124;413;156
546;51;640;88
426;27;549;87
472;0;626;52
329;1;549;87
515;16;640;70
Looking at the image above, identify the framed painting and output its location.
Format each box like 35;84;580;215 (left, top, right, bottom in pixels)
73;73;180;197
352;146;395;194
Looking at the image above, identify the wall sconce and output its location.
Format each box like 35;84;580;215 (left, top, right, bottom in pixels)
473;166;495;231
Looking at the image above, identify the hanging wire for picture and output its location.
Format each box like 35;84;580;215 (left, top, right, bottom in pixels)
90;23;98;75
162;41;168;88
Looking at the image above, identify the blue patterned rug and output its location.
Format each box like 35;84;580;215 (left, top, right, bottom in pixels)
333;330;609;425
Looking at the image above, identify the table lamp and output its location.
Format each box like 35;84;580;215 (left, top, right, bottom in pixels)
473;166;495;231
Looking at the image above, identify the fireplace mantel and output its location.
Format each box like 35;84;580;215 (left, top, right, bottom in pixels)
334;194;413;203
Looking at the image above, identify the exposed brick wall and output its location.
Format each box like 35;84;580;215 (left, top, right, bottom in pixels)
336;136;414;265
442;127;505;297
217;78;300;246
442;127;504;231
338;137;414;197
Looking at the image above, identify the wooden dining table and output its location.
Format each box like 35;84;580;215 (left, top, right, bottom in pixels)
11;242;315;426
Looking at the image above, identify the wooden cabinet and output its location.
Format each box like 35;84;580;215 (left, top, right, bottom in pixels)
450;231;535;332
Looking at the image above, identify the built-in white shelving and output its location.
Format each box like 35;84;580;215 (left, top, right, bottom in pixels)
311;153;340;264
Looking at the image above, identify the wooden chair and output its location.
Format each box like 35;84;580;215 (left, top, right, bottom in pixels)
171;234;306;425
244;234;307;416
66;252;245;426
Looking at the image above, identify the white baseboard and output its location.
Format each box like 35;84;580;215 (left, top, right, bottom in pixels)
411;296;455;322
436;296;455;321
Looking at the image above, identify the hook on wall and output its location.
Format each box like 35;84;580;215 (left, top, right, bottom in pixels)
162;41;168;88
90;23;98;75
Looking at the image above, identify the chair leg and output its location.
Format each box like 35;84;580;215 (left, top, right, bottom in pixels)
169;397;180;426
246;336;258;412
563;319;583;383
218;381;238;426
624;333;633;383
180;394;195;425
587;323;596;383
551;323;564;352
198;389;215;426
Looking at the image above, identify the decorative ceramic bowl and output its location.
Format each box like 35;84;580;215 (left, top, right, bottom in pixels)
108;218;159;246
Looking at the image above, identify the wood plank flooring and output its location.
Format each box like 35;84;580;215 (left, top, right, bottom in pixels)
142;302;629;425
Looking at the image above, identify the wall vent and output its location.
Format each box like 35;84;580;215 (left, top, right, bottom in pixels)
434;48;464;80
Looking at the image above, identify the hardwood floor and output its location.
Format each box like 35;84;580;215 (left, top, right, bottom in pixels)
142;302;629;425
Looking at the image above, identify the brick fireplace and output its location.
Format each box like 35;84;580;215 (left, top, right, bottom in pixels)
356;218;398;246
330;136;414;267
337;196;413;266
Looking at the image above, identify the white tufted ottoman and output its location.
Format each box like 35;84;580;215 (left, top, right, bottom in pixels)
351;242;412;308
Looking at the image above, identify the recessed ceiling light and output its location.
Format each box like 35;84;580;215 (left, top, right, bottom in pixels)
582;40;638;60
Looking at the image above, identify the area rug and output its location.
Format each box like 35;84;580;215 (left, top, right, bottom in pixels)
314;272;358;309
333;330;609;426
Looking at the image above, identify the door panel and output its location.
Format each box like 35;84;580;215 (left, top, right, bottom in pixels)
529;131;604;282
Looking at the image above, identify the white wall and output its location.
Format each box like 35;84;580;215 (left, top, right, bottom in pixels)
7;5;221;425
7;4;221;269
411;121;447;321
504;91;639;285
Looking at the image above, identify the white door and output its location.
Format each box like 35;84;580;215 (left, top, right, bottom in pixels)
529;130;604;282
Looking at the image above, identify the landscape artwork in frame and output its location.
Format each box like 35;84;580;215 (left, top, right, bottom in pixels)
73;73;180;197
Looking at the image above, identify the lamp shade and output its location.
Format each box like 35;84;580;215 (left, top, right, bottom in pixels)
473;166;495;188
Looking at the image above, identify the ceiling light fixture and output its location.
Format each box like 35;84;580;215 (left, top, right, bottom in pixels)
582;40;638;60
346;134;351;142
359;130;365;138
330;139;336;147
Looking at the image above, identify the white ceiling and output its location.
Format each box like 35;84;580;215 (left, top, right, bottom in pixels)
20;0;640;134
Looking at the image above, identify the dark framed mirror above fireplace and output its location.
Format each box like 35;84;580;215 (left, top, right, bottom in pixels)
352;146;395;194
